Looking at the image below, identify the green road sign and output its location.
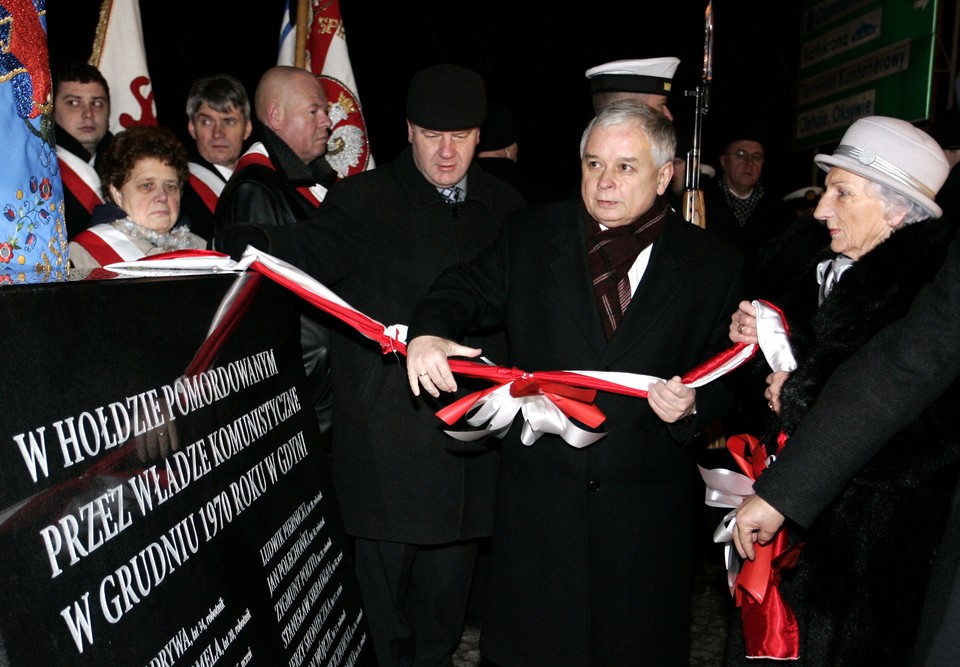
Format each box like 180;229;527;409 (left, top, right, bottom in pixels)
795;0;938;149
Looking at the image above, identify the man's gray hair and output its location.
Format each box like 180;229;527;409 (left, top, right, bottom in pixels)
186;73;251;123
579;100;677;168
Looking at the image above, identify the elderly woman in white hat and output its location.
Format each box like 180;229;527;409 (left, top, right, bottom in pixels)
723;116;960;665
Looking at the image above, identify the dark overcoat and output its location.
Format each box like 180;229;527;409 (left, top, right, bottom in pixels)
212;128;340;435
254;147;526;543
409;200;744;666
726;219;960;666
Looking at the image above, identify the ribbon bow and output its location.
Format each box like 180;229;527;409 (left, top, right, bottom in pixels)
436;371;608;448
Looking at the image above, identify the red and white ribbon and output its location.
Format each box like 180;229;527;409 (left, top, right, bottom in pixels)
698;299;797;590
694;303;802;660
106;248;790;448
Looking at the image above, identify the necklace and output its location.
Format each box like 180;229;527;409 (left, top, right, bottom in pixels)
111;218;203;252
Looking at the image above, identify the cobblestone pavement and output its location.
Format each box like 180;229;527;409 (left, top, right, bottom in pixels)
689;563;734;666
453;562;733;666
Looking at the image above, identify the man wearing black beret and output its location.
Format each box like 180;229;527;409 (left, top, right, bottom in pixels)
215;62;525;666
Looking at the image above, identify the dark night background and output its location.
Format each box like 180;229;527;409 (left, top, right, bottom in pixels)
45;1;959;201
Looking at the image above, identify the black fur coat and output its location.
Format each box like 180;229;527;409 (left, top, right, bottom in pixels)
726;218;960;666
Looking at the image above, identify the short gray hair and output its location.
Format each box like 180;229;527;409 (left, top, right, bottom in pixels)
866;180;931;226
186;73;251;123
579;100;676;168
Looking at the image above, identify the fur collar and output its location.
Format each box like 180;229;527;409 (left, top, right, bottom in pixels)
778;219;956;435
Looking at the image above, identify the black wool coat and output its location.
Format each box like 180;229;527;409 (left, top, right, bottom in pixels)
212;127;340;435
726;218;960;666
410;200;744;666
251;147;527;544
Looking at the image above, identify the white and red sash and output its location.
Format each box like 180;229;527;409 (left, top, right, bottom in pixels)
71;223;145;266
187;162;228;214
235;143;327;208
56;148;104;214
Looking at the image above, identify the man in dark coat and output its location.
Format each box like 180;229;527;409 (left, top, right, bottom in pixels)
53;61;113;238
179;73;252;242
213;66;337;234
406;101;743;666
214;63;526;666
704;131;787;297
213;65;338;439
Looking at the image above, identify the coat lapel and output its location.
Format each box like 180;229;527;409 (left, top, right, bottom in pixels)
547;205;607;357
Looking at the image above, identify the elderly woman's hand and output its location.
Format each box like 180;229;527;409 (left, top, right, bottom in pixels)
729;300;759;344
764;371;790;416
733;493;786;561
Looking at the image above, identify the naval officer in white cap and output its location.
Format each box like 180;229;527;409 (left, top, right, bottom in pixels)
585;56;680;119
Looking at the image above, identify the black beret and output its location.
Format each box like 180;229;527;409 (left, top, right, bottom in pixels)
406;64;486;131
716;122;769;156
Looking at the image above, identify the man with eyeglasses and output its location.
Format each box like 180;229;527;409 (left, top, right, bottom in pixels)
705;131;787;296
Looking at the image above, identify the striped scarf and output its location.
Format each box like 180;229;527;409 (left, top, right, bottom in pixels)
585;197;668;340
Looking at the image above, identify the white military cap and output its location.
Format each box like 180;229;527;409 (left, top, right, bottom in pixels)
585;57;681;95
782;186;824;204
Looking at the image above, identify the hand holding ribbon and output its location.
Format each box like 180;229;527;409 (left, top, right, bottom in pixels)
700;434;801;659
700;300;801;660
106;248;777;449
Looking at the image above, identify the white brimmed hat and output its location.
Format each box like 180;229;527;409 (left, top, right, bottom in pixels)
586;57;680;96
814;116;949;218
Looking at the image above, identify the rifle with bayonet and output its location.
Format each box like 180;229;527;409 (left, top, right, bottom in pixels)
683;0;713;230
687;2;727;450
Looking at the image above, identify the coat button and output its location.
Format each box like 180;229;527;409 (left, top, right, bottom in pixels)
588;480;601;492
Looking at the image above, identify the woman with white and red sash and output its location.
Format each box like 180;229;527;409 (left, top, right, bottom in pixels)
725;117;960;665
69;126;205;269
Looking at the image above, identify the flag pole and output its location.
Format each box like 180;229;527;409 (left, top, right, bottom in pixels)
295;0;310;70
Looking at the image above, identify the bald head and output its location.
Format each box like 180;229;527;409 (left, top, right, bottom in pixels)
254;66;332;164
254;66;312;121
